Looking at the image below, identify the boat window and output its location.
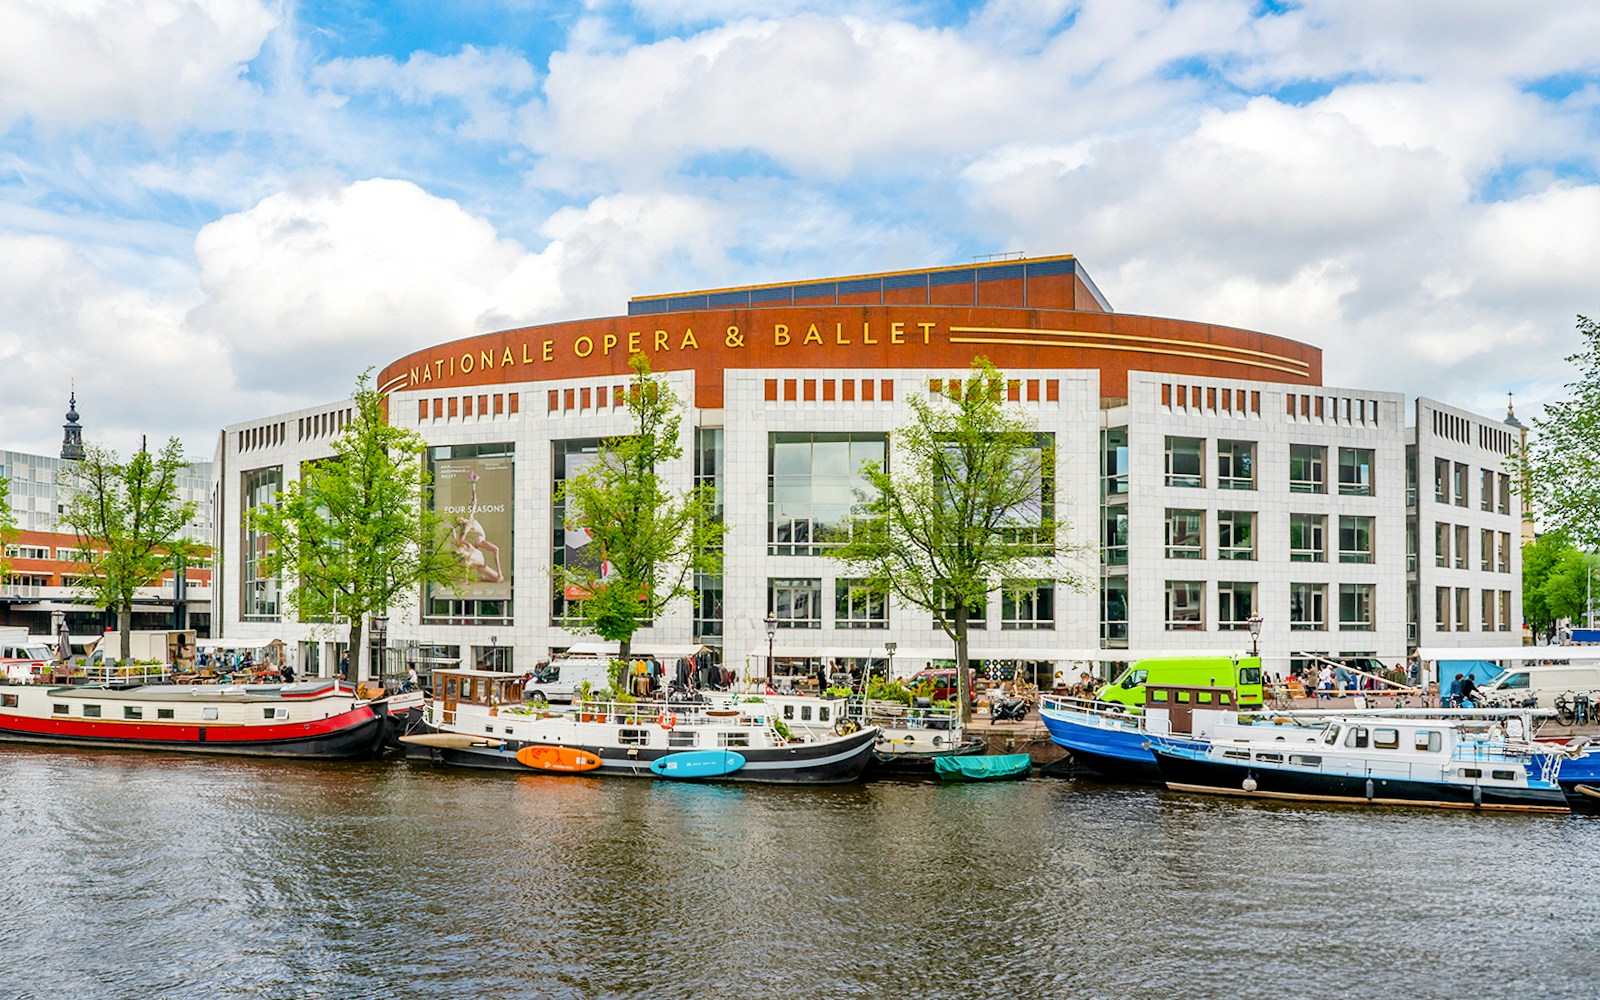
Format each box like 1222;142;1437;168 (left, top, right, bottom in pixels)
801;705;813;721
1492;769;1515;781
444;678;459;700
202;707;219;721
1323;726;1339;745
1289;754;1322;766
1414;731;1441;752
157;708;174;720
263;707;288;720
718;732;751;748
1256;752;1283;763
124;706;142;720
0;694;14;708
619;728;650;746
819;706;831;722
83;704;101;718
1460;767;1482;778
782;705;794;720
668;730;697;747
1344;727;1368;748
53;703;67;714
1373;729;1399;749
1223;749;1250;760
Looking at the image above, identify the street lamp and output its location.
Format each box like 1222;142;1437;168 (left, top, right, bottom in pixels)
885;641;897;684
488;634;498;671
764;613;777;688
1247;612;1264;658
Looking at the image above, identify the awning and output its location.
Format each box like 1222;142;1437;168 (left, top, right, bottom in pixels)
1414;645;1600;662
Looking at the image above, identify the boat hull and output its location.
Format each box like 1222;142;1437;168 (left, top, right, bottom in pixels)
867;739;987;775
0;707;384;759
1152;750;1570;812
1038;707;1159;782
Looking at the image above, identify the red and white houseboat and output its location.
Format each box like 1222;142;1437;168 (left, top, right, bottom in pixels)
0;679;387;759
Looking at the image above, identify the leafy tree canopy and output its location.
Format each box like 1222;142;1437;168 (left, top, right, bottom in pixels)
0;474;15;584
1526;315;1600;550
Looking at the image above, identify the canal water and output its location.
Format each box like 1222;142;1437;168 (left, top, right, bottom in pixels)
1;746;1594;999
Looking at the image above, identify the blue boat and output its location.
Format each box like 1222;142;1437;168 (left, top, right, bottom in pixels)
1037;697;1159;781
649;749;746;779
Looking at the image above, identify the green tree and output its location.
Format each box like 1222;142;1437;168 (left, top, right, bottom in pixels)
1526;315;1600;550
1522;531;1572;635
1541;546;1600;630
60;438;199;662
249;371;467;680
0;474;15;584
828;357;1088;720
555;353;724;663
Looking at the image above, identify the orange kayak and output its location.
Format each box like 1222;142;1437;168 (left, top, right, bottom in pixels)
516;745;602;772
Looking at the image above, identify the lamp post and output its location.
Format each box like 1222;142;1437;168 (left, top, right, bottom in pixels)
885;641;897;685
764;613;777;688
1247;612;1264;658
488;634;498;671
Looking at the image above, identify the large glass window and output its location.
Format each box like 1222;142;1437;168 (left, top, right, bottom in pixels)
1103;509;1128;566
1217;510;1255;560
1102;579;1129;644
552;439;600;623
240;466;282;621
1338;516;1374;564
1290;514;1326;562
1102;428;1128;498
1290;445;1326;494
432;442;514;622
1339;584;1375;631
769;433;887;556
694;573;723;641
1165;436;1203;487
769;578;822;628
1217;440;1256;490
835;579;887;629
694;428;725;641
1002;580;1055;630
1290;583;1327;631
1165;580;1203;630
1165;509;1203;559
1434;457;1450;504
1218;581;1256;630
1338;448;1374;496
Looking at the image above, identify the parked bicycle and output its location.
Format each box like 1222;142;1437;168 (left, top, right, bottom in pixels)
1555;691;1594;727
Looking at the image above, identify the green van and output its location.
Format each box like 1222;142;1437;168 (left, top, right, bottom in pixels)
1097;655;1264;711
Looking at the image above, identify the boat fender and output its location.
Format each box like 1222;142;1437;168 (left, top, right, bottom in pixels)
1365;779;1374;801
657;711;677;731
1242;774;1258;793
1472;784;1482;809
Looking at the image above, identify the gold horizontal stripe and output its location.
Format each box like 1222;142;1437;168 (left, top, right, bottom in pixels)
948;336;1312;378
951;325;1310;373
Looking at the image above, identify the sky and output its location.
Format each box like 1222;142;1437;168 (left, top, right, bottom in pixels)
1;0;1597;460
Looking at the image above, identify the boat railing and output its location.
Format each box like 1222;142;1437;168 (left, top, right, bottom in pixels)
1039;694;1137;716
493;698;772;729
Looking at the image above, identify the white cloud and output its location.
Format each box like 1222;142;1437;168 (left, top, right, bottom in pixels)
0;0;279;130
315;45;538;141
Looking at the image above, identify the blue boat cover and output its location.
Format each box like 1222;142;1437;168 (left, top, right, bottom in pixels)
934;753;1031;781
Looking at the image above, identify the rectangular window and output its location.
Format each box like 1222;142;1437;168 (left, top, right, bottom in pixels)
1289;583;1327;631
718;732;751;748
1481;529;1494;572
1498;532;1511;573
1289;514;1326;562
1455;587;1471;631
1217;510;1255;560
262;707;288;720
157;708;174;720
1217;440;1255;490
619;729;651;746
1165;580;1204;630
1164;436;1203;487
1338;448;1374;496
1436;587;1451;631
1102;578;1129;644
1338;516;1374;564
240;465;284;622
1480;469;1494;511
1102;428;1129;498
1103;508;1129;566
1500;591;1512;632
1001;580;1055;630
768;432;888;556
769;578;822;628
83;704;102;718
1339;584;1375;631
1373;728;1400;750
53;703;68;714
668;730;697;747
835;579;887;629
1434;457;1450;504
124;706;143;720
1435;522;1449;568
1454;525;1469;570
1289;445;1326;494
1217;581;1256;630
1165;509;1204;559
1497;473;1511;515
1453;463;1469;507
1481;589;1495;632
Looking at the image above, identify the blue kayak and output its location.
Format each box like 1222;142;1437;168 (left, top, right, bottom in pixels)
934;753;1031;781
650;749;746;779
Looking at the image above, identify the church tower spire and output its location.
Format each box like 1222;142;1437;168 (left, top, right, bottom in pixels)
60;388;85;461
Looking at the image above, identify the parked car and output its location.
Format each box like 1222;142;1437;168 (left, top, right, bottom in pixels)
910;668;976;703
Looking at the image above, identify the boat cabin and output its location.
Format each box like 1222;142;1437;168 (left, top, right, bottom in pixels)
435;669;527;721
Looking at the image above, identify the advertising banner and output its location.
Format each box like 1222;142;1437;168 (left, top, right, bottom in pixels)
436;456;513;601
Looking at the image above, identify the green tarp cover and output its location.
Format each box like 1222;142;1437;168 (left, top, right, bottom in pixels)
934;753;1031;781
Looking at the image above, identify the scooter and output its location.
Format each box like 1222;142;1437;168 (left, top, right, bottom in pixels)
989;695;1030;722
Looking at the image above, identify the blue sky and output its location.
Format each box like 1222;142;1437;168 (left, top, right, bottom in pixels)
1;0;1598;456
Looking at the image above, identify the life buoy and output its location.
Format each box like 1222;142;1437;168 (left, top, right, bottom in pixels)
658;711;676;731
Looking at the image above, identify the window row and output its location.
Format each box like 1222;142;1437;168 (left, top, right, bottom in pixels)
768;578;1058;630
1142;510;1376;564
1163;439;1374;495
1433;524;1514;573
1433;459;1512;514
1434;587;1515;632
1164;581;1376;631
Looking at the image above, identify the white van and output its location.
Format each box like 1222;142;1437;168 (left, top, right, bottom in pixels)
0;641;55;683
1476;665;1600;707
522;657;613;703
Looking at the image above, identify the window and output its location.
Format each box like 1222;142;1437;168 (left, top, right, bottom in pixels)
157;708;174;720
769;579;822;628
619;729;651;746
1434;457;1450;504
1103;428;1129;498
1454;525;1469;570
718;732;751;748
1480;469;1494;511
1435;522;1449;568
1498;532;1511;573
768;432;888;556
668;730;697;747
240;465;284;621
1338;448;1373;496
1102;579;1129;644
1289;514;1326;562
1481;529;1494;572
1165;436;1203;487
83;704;102;718
1345;727;1369;748
1481;590;1495;632
1415;731;1442;752
1373;728;1400;750
1453;463;1468;507
1455;587;1470;631
1435;587;1450;631
1497;473;1511;515
1165;581;1203;630
1289;445;1326;494
1217;440;1255;490
1002;580;1055;630
1217;511;1255;560
1290;583;1327;631
932;588;986;630
263;707;288;720
835;580;887;629
1500;591;1512;632
124;706;143;719
1218;581;1256;630
52;703;67;714
1103;508;1128;566
1338;516;1374;564
1165;509;1204;559
1339;584;1374;631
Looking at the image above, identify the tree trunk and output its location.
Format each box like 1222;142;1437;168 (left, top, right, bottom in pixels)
346;619;362;683
953;604;972;724
119;608;132;665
